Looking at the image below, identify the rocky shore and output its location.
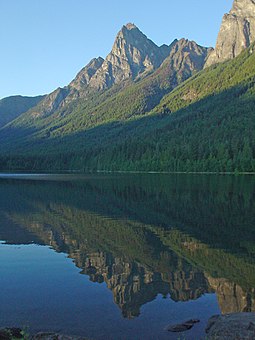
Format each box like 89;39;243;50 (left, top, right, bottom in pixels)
166;313;255;339
2;313;255;339
206;313;255;339
0;329;89;340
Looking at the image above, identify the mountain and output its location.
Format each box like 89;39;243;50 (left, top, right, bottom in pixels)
205;0;255;67
0;41;254;173
0;26;210;162
88;23;171;90
0;95;44;128
26;24;173;118
23;24;209;120
0;0;254;173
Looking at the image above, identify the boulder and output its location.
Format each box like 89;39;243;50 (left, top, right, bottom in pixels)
206;313;255;339
166;319;200;332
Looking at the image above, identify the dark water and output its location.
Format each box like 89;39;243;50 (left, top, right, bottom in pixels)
0;173;254;339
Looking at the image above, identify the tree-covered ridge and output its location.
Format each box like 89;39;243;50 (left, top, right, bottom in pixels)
0;45;255;172
0;39;209;144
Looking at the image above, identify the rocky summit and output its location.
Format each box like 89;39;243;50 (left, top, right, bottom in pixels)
89;23;171;90
27;24;210;118
205;0;255;67
0;0;254;174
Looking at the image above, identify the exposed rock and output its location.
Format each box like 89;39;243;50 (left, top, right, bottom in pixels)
166;319;200;332
89;23;171;90
32;57;104;117
205;0;255;67
161;39;211;86
206;313;255;339
69;57;104;91
0;329;89;340
34;87;70;117
27;24;211;119
0;328;23;339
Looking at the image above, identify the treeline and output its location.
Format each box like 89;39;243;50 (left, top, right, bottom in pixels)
0;45;255;173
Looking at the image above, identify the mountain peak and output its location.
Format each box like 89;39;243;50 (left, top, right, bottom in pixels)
232;0;255;14
123;23;138;30
89;24;171;90
205;0;255;67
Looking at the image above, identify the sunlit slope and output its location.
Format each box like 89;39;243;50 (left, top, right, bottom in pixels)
0;45;255;172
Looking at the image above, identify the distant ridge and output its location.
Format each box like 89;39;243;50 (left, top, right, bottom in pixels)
0;95;45;128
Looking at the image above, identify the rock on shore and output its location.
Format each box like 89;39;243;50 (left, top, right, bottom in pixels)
0;329;88;340
206;313;255;339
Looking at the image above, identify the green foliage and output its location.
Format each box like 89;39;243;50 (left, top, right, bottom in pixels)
0;46;255;172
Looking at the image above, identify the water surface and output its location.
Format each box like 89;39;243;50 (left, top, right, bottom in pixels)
0;173;254;339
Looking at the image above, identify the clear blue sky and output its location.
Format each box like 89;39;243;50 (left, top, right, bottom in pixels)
0;0;233;99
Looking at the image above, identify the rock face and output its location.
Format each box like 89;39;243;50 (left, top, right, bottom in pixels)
205;0;255;67
88;23;170;90
161;39;211;85
69;57;104;91
0;329;88;340
27;24;210;117
31;57;104;116
206;313;255;339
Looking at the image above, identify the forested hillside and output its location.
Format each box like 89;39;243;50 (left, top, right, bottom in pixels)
0;95;44;128
0;0;254;173
0;44;254;173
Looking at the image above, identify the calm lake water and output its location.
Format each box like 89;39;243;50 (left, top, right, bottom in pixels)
0;173;254;339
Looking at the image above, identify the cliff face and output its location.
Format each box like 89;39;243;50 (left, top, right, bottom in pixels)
88;23;171;91
205;0;255;67
25;24;210;118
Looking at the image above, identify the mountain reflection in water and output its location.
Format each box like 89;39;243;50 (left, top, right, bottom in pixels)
0;173;254;322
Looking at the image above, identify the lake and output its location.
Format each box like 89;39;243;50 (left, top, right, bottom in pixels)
0;173;254;339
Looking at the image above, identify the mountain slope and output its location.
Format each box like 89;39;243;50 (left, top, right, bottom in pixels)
0;95;45;128
0;38;210;152
0;44;254;172
70;45;255;173
25;24;173;119
0;2;255;173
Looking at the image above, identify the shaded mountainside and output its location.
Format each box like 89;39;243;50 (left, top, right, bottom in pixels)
0;0;254;172
0;25;211;166
0;95;45;128
0;174;255;316
20;24;209;119
0;44;254;172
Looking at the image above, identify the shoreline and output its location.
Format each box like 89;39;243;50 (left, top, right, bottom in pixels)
2;313;255;339
0;170;254;176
